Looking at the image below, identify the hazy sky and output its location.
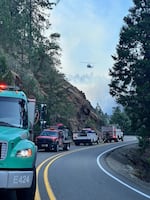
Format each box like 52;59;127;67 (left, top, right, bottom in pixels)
50;0;133;114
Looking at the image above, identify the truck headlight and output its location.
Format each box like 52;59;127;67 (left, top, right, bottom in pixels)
16;149;32;157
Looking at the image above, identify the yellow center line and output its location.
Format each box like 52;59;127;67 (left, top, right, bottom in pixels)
34;153;65;200
43;146;99;200
36;145;102;200
44;154;66;200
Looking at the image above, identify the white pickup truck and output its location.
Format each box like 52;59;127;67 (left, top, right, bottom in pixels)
73;128;99;146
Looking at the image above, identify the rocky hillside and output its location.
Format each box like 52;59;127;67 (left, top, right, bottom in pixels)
62;80;102;131
0;1;104;133
5;69;103;132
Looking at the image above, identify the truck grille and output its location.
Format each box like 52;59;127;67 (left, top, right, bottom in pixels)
0;142;8;160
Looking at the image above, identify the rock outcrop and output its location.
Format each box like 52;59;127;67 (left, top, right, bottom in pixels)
62;80;102;131
2;69;102;132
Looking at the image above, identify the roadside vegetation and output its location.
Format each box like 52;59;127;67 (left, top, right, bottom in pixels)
109;0;150;151
0;0;150;157
0;1;107;132
0;0;76;130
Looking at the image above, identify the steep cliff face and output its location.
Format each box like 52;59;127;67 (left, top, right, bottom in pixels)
3;69;102;132
62;80;102;131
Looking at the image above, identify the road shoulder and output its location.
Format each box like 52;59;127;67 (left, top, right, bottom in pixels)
105;143;150;191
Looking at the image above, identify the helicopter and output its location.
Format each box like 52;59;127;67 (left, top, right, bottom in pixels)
86;64;94;68
81;62;95;69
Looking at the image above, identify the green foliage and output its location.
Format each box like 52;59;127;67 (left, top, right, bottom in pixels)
95;103;109;126
138;136;150;152
110;106;131;134
0;0;59;65
0;55;7;78
0;54;14;84
109;0;150;146
2;71;14;85
0;0;75;127
0;1;100;132
84;118;97;129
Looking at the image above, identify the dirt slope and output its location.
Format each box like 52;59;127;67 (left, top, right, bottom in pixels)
106;143;150;189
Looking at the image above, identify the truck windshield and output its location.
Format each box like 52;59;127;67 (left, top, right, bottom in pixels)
0;97;27;128
80;130;87;136
41;131;58;137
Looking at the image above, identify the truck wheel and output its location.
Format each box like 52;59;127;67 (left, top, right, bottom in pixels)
54;143;59;152
75;142;79;146
16;168;36;200
66;143;70;150
63;143;70;151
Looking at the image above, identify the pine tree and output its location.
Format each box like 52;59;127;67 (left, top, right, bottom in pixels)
109;0;150;140
0;0;57;64
110;106;131;134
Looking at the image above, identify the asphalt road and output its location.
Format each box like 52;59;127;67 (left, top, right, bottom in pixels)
35;136;150;200
1;136;149;200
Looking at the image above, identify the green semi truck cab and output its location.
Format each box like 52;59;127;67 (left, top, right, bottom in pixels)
0;84;37;200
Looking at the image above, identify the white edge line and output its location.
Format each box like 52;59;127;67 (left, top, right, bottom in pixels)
96;143;150;199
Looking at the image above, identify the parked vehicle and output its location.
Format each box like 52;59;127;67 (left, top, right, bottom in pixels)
73;128;99;146
0;83;37;200
36;124;71;151
101;125;124;142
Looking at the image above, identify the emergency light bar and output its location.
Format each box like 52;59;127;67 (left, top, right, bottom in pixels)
0;83;20;91
0;83;7;90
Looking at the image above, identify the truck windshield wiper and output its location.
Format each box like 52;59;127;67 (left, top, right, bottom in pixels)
0;121;17;127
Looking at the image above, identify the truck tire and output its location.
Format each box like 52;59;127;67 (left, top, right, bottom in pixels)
74;142;80;146
16;168;36;200
54;143;59;152
67;143;70;150
63;143;70;151
88;141;92;145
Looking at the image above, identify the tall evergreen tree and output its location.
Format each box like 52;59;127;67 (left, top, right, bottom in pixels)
109;0;150;139
0;0;57;64
110;106;131;134
95;103;109;126
0;0;77;130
